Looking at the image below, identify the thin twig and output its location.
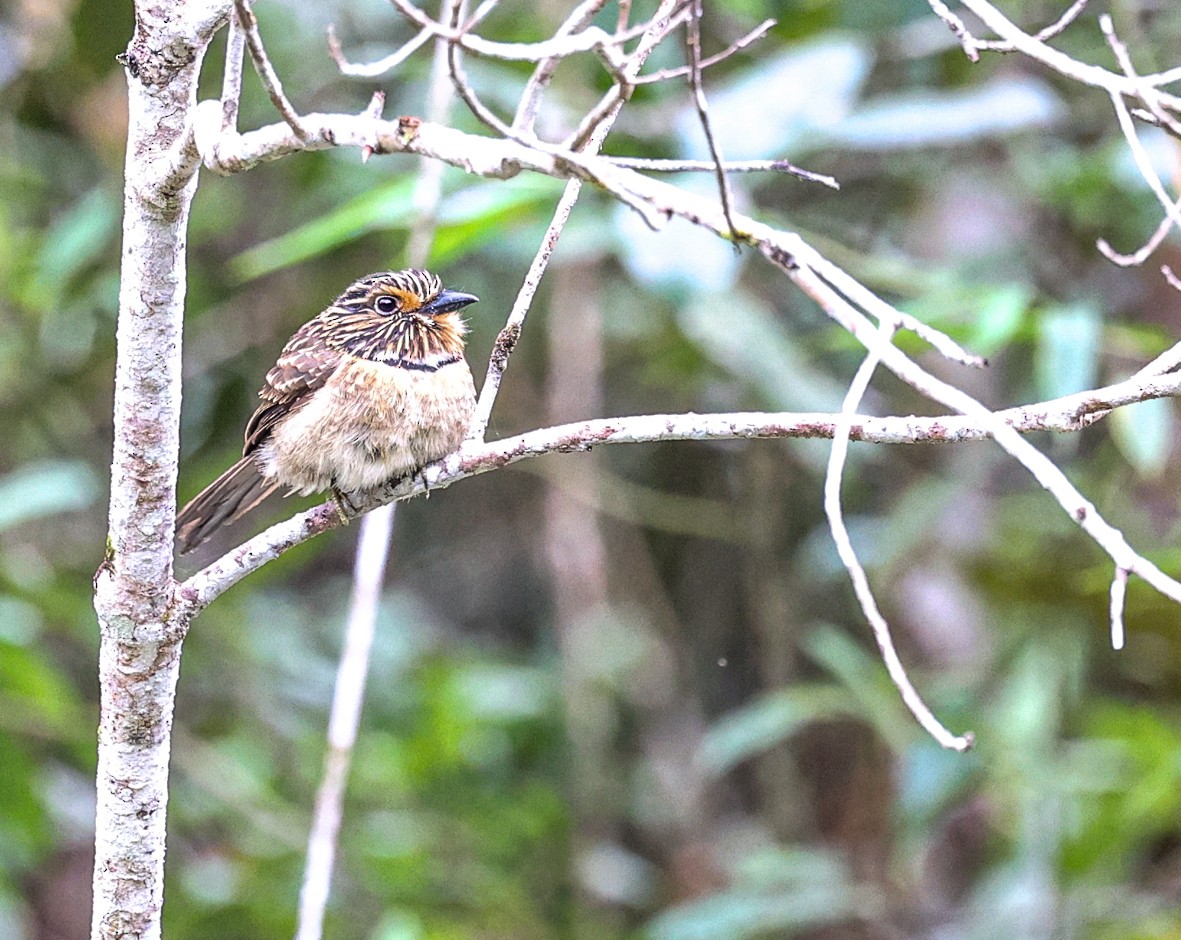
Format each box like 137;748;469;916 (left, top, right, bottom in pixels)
824;320;972;751
234;0;309;140
221;11;245;132
387;0;646;63
1110;565;1129;651
1165;265;1181;292
445;0;516;136
602;156;838;189
926;0;981;62
513;0;612;135
635;17;775;83
293;508;394;940
952;0;1181;108
684;0;739;244
565;4;694;150
471;0;685;437
974;0;1091;52
1094;16;1181;266
326;22;433;78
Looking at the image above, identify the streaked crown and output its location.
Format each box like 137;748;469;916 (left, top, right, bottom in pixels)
323;269;478;365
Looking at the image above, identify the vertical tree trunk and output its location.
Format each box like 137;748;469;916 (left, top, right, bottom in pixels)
91;4;225;937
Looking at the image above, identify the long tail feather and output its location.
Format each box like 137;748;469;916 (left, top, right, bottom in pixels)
176;457;279;553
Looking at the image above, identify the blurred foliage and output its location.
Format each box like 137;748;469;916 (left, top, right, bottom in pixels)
5;0;1181;938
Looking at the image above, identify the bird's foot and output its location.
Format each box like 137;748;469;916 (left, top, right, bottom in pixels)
330;487;357;525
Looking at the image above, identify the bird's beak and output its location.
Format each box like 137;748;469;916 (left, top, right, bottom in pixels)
421;289;479;315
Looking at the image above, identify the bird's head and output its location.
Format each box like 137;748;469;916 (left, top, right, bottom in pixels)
326;269;479;365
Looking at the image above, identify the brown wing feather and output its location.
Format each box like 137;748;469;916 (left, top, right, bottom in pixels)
243;317;344;456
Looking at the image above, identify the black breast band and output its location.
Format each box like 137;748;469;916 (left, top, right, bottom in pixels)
380;354;461;373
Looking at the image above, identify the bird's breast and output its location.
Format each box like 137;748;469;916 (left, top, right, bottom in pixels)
260;356;476;494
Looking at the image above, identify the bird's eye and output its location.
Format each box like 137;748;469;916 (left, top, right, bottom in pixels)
374;295;399;314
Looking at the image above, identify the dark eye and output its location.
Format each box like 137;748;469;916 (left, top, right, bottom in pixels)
374;295;399;314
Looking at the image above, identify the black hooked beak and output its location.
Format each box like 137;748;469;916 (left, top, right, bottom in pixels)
420;288;479;315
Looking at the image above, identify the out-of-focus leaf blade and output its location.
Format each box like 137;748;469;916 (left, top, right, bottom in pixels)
233;177;560;280
0;460;99;532
231;178;417;279
1035;304;1101;402
969;283;1030;357
1110;397;1171;479
831;77;1064;150
678;293;850;413
675;38;872;159
699;685;854;774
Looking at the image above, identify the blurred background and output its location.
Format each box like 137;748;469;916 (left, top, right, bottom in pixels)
5;0;1181;937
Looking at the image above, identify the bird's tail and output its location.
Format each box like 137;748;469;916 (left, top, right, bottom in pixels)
175;457;279;553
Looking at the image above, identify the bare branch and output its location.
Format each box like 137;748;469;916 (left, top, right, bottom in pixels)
234;0;309;140
471;0;687;436
326;22;432;78
221;11;245;131
635;17;775;83
294;508;393;940
824;320;971;751
1165;265;1181;293
513;0;612;135
684;0;739;243
1110;565;1129;651
602;156;838;189
1093;15;1181;266
387;0;640;64
949;0;1181;106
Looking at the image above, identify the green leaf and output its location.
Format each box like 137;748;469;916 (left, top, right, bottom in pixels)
232;176;560;280
28;188;119;306
1110;397;1171;479
699;686;853;774
678;292;850;412
1034;303;1101;401
0;460;99;532
231;177;418;280
970;283;1030;356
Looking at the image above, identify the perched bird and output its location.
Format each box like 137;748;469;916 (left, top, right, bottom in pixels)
176;269;478;553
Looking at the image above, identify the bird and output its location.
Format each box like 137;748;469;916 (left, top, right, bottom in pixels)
176;268;479;553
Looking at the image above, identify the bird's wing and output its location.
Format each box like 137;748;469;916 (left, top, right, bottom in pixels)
243;318;343;456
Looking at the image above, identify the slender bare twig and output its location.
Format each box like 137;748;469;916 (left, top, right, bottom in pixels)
1165;265;1181;292
326;22;432;78
468;181;582;440
471;0;685;438
294;508;393;940
975;0;1091;52
602;156;838;189
684;0;739;243
929;0;1089;61
824;320;971;751
949;0;1181;106
234;0;308;140
1094;17;1181;267
387;0;642;65
635;17;775;83
926;0;982;62
778;239;1181;640
221;11;245;131
1110;565;1129;651
462;0;501;31
565;4;694;149
1098;207;1177;267
513;0;612;135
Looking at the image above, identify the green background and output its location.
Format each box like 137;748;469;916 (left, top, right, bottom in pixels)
5;0;1181;937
